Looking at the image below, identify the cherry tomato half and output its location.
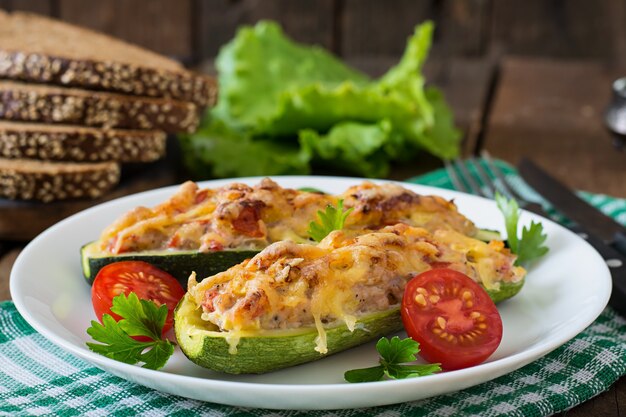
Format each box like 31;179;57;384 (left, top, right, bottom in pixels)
91;261;185;334
401;268;503;370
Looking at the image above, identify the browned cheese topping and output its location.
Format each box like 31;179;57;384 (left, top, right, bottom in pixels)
188;223;525;353
97;179;478;255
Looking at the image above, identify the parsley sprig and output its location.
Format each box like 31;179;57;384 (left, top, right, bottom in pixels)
495;192;549;266
308;199;353;242
86;293;175;370
344;337;441;383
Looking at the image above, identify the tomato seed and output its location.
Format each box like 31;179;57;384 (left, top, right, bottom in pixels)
414;293;427;306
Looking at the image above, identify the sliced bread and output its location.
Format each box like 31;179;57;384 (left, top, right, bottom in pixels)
0;11;216;107
0;81;199;133
0;121;166;162
0;158;120;202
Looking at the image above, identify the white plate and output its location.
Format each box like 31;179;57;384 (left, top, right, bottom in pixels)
10;176;611;410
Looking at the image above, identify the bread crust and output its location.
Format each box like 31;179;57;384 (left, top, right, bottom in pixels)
0;50;217;108
0;122;166;162
0;81;199;133
0;158;120;202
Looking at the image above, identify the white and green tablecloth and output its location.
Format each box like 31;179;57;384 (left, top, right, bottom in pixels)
1;161;625;416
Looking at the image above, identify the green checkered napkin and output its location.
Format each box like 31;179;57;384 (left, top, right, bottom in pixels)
1;161;625;417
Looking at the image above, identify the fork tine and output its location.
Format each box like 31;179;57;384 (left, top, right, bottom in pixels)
453;158;484;196
480;150;524;201
444;159;468;193
468;156;496;199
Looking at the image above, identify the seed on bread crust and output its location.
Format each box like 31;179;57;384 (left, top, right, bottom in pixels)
0;11;216;107
0;158;120;202
0;121;166;162
0;81;199;133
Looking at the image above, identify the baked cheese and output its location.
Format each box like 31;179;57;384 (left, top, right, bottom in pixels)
188;223;525;354
97;178;477;254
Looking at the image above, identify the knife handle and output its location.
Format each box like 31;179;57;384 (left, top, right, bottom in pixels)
566;224;626;317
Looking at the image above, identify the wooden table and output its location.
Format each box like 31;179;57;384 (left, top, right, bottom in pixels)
0;56;624;415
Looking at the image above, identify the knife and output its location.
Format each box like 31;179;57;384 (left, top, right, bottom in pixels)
518;158;626;316
519;158;626;256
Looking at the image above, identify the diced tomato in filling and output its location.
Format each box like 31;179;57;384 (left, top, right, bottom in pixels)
232;205;263;237
167;235;181;248
195;190;209;205
207;240;224;251
203;289;220;313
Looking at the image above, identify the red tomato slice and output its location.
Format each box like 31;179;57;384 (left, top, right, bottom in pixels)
401;268;503;370
91;261;185;334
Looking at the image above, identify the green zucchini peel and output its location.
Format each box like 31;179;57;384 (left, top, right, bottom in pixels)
174;293;404;374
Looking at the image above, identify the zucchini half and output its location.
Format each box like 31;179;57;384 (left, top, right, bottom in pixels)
486;280;524;303
174;293;404;374
80;241;259;286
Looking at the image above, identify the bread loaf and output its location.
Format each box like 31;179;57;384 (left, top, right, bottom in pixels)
0;158;120;202
0;11;216;108
0;81;199;133
0;121;166;162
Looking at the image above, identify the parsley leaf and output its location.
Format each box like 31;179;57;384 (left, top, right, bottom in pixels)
344;336;441;383
308;199;353;242
86;292;175;370
517;221;549;264
495;192;549;266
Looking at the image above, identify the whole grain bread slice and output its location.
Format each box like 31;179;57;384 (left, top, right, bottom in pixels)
0;11;216;107
0;81;199;133
0;158;120;202
0;121;166;162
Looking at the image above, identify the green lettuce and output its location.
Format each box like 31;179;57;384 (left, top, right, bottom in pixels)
181;20;460;179
179;120;311;178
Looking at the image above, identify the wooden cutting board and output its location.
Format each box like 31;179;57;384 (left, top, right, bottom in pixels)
0;159;179;241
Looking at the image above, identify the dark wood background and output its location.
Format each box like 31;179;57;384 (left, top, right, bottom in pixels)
2;0;625;66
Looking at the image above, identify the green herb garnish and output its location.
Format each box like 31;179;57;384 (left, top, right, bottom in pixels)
495;192;549;266
86;293;175;370
308;199;353;242
344;336;441;383
298;187;327;194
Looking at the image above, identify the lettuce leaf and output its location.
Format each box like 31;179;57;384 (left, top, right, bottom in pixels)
179;119;311;178
299;120;403;178
181;20;460;179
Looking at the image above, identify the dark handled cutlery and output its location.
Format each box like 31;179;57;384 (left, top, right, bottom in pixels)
519;158;626;256
518;158;626;316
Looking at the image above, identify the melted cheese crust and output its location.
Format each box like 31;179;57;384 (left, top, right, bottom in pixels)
97;179;476;254
188;223;525;353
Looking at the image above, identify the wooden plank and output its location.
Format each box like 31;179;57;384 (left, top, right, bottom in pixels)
484;57;626;197
436;0;489;57
195;0;335;62
341;0;432;57
5;0;53;14
491;0;623;61
58;0;192;60
341;0;488;58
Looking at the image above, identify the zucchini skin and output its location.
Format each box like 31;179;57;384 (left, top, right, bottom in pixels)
80;241;259;286
486;280;524;304
174;279;524;374
174;293;404;374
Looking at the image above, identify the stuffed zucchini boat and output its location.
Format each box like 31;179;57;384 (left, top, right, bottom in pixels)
82;178;482;285
175;223;526;374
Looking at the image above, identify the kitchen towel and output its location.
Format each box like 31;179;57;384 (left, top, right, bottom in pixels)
1;160;624;417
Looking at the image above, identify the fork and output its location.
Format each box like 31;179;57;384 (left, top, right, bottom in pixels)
444;150;547;217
